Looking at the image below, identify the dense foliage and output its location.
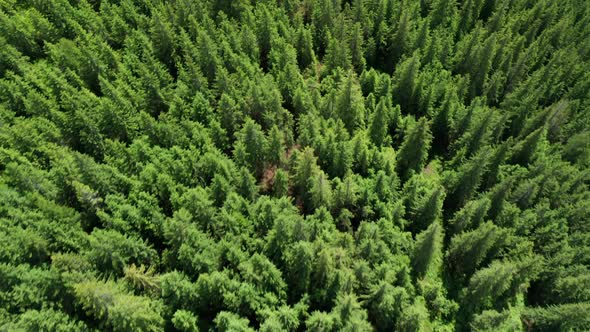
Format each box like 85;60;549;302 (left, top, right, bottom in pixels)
1;0;589;331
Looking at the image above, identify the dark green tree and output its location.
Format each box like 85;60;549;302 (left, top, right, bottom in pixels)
396;117;433;181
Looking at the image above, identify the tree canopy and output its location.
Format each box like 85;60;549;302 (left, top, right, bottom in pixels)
1;0;589;331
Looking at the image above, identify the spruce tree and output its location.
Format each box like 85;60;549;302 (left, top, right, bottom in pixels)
308;171;333;212
336;72;366;134
368;98;391;147
396;117;433;181
445;147;490;211
393;52;421;114
233;118;268;178
413;221;444;280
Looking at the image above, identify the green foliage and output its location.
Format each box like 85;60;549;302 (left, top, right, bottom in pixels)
74;279;164;331
0;0;588;331
172;310;199;332
0;308;90;332
413;221;444;280
521;303;590;331
214;311;255;332
396;117;433;181
447;222;511;282
335;73;366;134
471;308;523;332
85;229;158;276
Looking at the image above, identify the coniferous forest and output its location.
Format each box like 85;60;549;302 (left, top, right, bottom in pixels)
1;0;590;331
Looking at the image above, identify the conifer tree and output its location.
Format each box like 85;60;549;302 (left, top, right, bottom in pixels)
396;117;433;181
332;293;372;331
234;118;268;178
445;147;490;211
292;147;320;200
413;221;444;280
369;98;391;147
393;52;421;114
295;26;316;70
447;222;509;282
0;1;589;331
285;241;314;303
308;171;333;212
272;169;290;198
236;167;258;201
413;186;446;233
432;88;459;155
350;23;366;73
367;283;410;331
482;139;511;189
463;258;540;320
522;303;590;331
449;197;491;235
324;33;352;73
388;10;412;71
398;297;432;331
267;125;285;167
74;279;164;332
509;127;546;166
335;72;366;134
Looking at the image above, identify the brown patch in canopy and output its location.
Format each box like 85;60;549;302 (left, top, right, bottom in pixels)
260;165;277;193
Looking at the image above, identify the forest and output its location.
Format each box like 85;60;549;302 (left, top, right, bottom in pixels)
0;0;589;331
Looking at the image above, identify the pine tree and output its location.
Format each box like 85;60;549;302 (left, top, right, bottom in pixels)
234;118;268;177
308;171;333;212
214;312;255;332
470;34;497;99
295;26;316;69
335;72;366;134
256;4;278;71
306;311;336;332
398;297;432;332
74;279;164;332
482;139;511;189
350;22;365;73
210;173;232;206
311;0;337;53
445;147;490;211
236;167;258;201
509;127;546;166
471;307;523;332
463;257;540;319
486;179;512;222
413;221;444;280
396;117;433;181
431;88;459;156
413;186;446;234
285;241;314;303
447;222;509;282
172;310;199;332
388;11;412;71
196;28;220;84
332;293;372;331
463;108;496;158
368;98;391;147
449;197;491;235
324;33;352;73
351;132;371;175
430;0;458;29
522;303;590;331
367;283;410;331
218;93;241;142
272;168;290;198
267;125;285;167
292;147;320;199
393;52;421;114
